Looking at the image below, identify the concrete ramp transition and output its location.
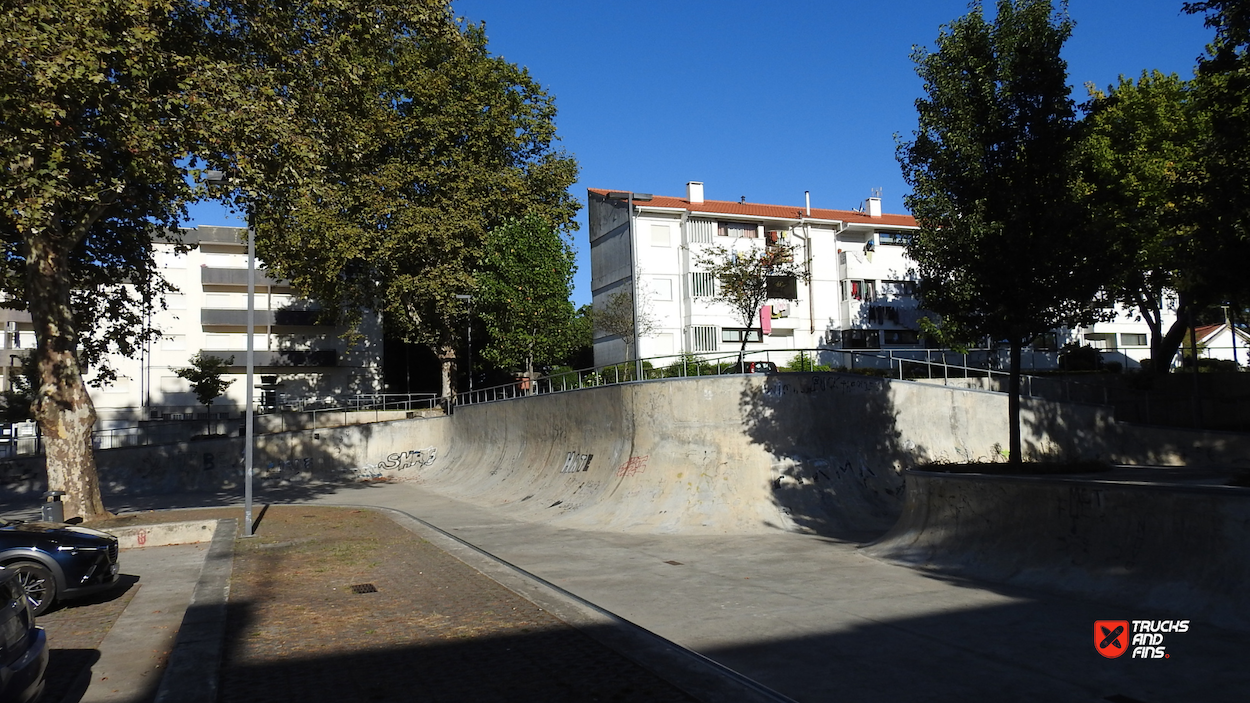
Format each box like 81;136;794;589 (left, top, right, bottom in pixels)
863;470;1250;631
414;375;913;536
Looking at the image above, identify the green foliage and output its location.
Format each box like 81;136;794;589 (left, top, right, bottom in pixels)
476;215;578;375
898;0;1106;463
898;0;1104;346
1079;70;1207;371
174;353;235;409
253;17;579;397
1180;1;1250;327
780;351;832;373
1057;343;1103;371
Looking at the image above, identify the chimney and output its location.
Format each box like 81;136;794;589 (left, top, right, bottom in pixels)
866;196;882;218
687;181;704;203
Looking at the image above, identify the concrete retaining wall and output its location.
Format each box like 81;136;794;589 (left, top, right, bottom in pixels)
863;471;1250;631
2;374;1248;536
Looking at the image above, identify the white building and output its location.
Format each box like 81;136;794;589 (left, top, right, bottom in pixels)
589;183;925;367
85;226;384;426
588;182;1170;369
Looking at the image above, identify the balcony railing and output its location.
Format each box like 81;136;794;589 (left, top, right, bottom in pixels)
200;267;289;289
201;309;329;327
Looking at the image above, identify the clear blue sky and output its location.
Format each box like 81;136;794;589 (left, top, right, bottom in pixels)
186;0;1215;306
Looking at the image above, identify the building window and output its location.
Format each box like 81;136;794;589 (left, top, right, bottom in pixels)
1084;332;1117;350
878;230;914;246
721;328;763;343
718;221;757;238
650;224;671;247
167;294;187;310
162;335;187;351
879;280;916;299
883;330;920;345
841;280;876;301
842;329;881;349
691;326;718;352
159;376;189;393
766;275;798;299
652;278;673;301
688;218;716;243
1120;333;1147;347
691;272;716;298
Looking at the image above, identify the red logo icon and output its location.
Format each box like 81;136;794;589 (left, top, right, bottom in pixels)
1096;620;1130;658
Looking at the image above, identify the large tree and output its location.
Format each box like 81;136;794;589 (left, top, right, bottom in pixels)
0;0;455;519
897;0;1106;463
1182;1;1250;316
476;215;579;379
1079;71;1208;373
254;20;579;402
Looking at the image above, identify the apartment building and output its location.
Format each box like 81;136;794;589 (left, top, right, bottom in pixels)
87;226;383;426
588;182;1170;369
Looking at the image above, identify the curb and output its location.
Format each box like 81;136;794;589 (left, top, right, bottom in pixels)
153;519;236;703
365;504;797;703
104;519;220;549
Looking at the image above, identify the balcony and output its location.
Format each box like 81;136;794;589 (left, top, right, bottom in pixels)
201;349;338;368
201;267;290;290
201;309;329;327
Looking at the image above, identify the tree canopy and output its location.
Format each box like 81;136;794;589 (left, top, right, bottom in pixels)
898;0;1106;462
0;0;462;519
1079;70;1207;372
253;19;579;400
475;215;579;377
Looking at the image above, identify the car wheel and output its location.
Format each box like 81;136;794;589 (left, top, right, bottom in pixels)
7;562;56;616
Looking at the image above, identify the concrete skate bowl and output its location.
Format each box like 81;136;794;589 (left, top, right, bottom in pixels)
863;470;1250;631
404;374;920;537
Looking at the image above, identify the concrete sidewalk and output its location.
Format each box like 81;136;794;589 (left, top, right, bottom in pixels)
304;481;1250;703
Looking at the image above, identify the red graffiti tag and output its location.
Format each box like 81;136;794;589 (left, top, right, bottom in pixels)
616;456;649;477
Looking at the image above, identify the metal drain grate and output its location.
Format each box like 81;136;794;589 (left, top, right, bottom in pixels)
350;583;378;594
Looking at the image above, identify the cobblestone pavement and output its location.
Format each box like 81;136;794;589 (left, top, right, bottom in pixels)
218;506;699;703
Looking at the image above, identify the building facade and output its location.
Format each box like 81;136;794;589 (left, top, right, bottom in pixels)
589;183;1172;369
84;226;383;427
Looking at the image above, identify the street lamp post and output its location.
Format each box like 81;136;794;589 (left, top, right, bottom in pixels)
205;170;256;537
455;294;473;398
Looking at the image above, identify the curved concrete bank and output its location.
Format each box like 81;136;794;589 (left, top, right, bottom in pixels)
415;375;912;535
863;471;1250;631
5;373;1250;537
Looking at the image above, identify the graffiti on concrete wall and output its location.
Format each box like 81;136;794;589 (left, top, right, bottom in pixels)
262;457;313;479
348;447;437;480
561;452;592;473
762;374;879;398
616;455;649;478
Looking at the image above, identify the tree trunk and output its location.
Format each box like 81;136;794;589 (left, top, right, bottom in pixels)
1007;338;1022;465
438;344;457;406
26;236;108;521
1154;292;1194;376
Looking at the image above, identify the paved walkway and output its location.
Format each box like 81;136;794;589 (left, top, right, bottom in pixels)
23;479;1250;703
303;481;1250;703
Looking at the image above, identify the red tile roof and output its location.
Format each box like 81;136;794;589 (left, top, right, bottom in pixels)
1195;324;1223;342
587;188;918;227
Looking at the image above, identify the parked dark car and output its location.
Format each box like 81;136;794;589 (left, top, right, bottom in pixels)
725;360;779;374
0;520;120;616
0;569;47;703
